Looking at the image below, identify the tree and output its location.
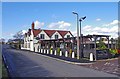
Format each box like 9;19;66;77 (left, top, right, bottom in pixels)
13;30;24;39
7;39;13;45
13;30;25;49
118;36;120;49
0;38;5;44
97;38;107;49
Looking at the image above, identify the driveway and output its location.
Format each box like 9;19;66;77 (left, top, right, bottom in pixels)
2;45;119;78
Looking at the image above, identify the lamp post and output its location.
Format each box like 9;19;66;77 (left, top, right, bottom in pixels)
79;16;86;58
72;11;80;59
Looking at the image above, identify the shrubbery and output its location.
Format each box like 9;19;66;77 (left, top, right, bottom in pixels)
50;48;53;53
97;40;107;50
109;49;118;55
69;49;72;57
69;49;72;54
57;48;60;54
117;49;120;54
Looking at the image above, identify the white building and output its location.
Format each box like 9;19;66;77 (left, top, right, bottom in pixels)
23;22;73;52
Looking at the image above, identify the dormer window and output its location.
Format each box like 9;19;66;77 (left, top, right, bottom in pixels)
40;34;44;39
55;35;58;39
67;35;70;38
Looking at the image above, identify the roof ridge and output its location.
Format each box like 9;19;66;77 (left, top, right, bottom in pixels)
42;29;70;32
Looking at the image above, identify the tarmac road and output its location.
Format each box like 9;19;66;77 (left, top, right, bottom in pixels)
2;44;119;78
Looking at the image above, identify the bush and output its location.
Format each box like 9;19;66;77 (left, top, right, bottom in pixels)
69;49;72;57
57;48;60;54
97;39;107;50
69;49;72;54
50;48;53;53
109;49;118;55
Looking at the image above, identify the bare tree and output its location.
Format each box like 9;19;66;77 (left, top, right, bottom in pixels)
13;30;25;49
13;30;24;40
0;38;5;44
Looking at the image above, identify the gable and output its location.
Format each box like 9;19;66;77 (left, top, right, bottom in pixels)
51;31;62;39
64;32;73;38
44;30;56;37
38;30;50;39
57;31;68;38
33;29;41;37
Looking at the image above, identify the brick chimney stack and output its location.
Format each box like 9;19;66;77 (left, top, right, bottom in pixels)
28;29;31;32
32;22;34;30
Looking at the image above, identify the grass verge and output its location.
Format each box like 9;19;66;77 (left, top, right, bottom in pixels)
2;61;9;78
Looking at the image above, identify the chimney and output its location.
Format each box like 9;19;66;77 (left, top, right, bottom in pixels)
28;29;31;35
32;22;34;30
28;28;31;31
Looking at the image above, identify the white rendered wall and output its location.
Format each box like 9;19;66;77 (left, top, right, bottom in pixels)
51;31;62;39
30;30;34;51
38;30;50;40
64;32;72;38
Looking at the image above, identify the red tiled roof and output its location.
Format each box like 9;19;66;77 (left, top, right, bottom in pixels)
44;30;56;37
29;22;73;37
33;29;41;37
44;30;72;38
57;31;69;38
68;31;73;37
26;28;72;38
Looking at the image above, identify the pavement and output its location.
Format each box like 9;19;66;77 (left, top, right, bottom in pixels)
78;57;120;76
1;44;119;78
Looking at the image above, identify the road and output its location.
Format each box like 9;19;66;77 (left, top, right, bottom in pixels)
2;45;119;77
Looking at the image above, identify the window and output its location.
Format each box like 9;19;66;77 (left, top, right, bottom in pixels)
40;34;44;39
67;35;70;38
55;35;58;39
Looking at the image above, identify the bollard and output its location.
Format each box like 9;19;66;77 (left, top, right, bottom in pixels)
41;49;43;53
44;49;46;54
90;53;93;61
72;52;75;58
35;49;37;52
54;50;57;55
65;51;68;57
47;49;49;54
60;51;62;56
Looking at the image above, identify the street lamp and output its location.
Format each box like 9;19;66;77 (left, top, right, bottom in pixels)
79;16;86;58
72;11;80;59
